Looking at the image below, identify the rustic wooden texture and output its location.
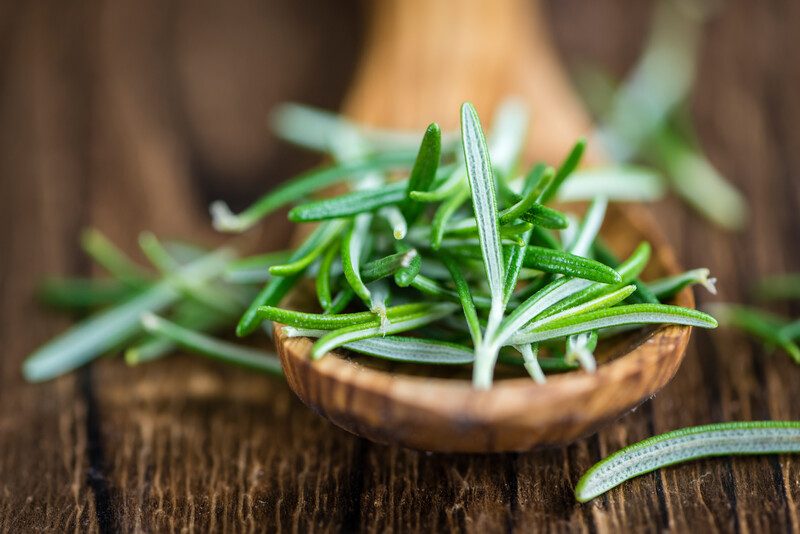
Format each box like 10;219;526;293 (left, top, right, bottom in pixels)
1;0;799;532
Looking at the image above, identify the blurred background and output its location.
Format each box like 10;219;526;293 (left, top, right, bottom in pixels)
5;0;794;250
3;0;800;530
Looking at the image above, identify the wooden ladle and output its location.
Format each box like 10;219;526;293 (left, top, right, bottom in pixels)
275;0;694;453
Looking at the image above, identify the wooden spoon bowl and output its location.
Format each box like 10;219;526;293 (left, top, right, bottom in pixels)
274;0;695;452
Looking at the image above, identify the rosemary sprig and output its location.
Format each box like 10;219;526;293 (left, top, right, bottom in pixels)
24;248;234;382
25;99;718;392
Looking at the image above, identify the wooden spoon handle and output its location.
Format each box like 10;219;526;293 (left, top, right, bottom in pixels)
343;0;594;162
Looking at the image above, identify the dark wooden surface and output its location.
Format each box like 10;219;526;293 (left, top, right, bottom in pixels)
2;0;799;531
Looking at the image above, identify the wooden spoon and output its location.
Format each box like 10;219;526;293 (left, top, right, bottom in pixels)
275;0;694;453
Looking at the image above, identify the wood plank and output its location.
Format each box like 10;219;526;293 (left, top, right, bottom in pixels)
81;0;366;530
0;2;99;531
3;0;800;530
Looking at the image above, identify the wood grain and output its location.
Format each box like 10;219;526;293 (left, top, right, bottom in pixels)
1;0;800;531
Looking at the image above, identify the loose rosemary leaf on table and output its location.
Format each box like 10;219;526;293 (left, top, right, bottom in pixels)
576;421;800;502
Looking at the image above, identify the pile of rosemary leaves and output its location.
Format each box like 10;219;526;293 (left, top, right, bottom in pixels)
23;100;718;389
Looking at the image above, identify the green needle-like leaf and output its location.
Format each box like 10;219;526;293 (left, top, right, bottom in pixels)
288;182;406;222
461;102;505;348
440;252;483;347
311;303;457;359
269;220;346;275
576;421;800;502
511;303;717;345
141;314;282;376
211;152;416;232
23;249;234;382
237;222;338;336
341;213;374;306
522;246;621;284
257;302;430;330
648;268;717;300
539;138;586;204
403;123;442;223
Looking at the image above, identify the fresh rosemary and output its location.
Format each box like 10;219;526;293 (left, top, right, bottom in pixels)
576;421;800;502
23;100;717;390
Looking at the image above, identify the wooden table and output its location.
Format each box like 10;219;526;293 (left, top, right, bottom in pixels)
2;0;799;531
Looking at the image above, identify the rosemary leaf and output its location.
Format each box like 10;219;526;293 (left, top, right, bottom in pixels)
755;273;800;301
440;252;483;347
81;228;151;286
378;206;408;240
410;167;464;202
593;240;659;304
288;182;406;222
392;243;422;287
557;166;665;202
539;139;586;204
141;314;282;376
403;123;441;223
516;343;545;383
125;301;229;365
223;251;293;284
709;304;800;364
430;184;469;249
648;268;717;300
237;222;338;336
258;302;430;330
567;196;608;258
576;421;800;502
511;303;717;345
315;242;340;311
461;103;505;331
780;320;800;341
211;152;415;232
341;213;375;306
495;278;593;345
528;285;637;331
565;331;599;372
269;219;346;275
23;249;234;382
38;278;138;310
522;246;621;284
311;303;457;359
345;335;473;365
